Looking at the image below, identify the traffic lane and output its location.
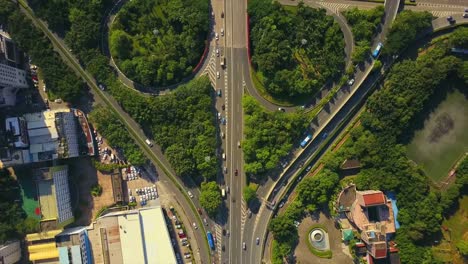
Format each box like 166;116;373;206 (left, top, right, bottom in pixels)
415;0;468;6
232;0;248;48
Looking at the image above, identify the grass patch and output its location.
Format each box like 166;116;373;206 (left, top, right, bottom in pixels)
283;4;298;14
249;68;295;107
249;182;259;192
305;224;333;259
432;195;468;263
407;89;468;182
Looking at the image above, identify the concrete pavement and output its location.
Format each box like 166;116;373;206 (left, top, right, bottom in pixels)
16;1;212;262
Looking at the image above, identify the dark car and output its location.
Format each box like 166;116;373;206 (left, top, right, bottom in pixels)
222;104;225;110
197;208;203;215
235;169;238;176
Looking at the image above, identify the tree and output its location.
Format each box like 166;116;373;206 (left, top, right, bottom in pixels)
199;181;222;217
243;185;257;205
456;240;468;256
110;30;133;60
248;0;345;99
384;10;433;55
269;215;298;244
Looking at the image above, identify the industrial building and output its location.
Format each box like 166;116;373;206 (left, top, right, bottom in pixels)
34;165;74;228
0;240;22;264
87;205;176;264
1;108;94;168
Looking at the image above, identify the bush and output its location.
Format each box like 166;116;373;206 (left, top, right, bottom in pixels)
243;185;257;205
91;184;103;197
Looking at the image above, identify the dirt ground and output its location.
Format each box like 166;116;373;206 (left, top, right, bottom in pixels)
294;212;353;264
68;158;116;226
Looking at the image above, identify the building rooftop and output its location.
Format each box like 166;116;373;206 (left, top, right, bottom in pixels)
87;206;176;264
357;190;386;207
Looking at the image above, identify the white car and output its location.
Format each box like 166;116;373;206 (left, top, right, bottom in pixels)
221;28;224;36
348;78;355;86
192;222;198;229
215;33;219;40
217;71;220;79
243;242;246;250
188;191;194;198
216;48;219;57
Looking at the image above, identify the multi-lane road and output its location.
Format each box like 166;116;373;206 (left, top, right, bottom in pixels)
17;0;468;263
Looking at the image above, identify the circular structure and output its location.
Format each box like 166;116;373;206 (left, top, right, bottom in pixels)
309;227;330;251
109;0;209;88
311;229;324;242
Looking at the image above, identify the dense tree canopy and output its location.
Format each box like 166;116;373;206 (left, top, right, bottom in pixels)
110;0;209;87
269;215;298;244
0;1;84;102
384;10;433;55
343;6;384;64
0;169;38;243
296;169;339;212
243;96;307;177
248;0;345;98
199;181;222;217
88;106;147;165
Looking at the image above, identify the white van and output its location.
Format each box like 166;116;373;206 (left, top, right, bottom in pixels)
145;139;153;147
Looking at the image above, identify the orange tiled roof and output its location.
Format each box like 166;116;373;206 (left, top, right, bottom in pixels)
362;193;386;206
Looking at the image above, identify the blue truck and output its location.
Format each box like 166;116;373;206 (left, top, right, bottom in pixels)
207;231;215;250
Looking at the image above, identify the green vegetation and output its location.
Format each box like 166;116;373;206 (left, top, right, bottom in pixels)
243;95;307;178
92;160;127;172
384;10;433;55
296;169;339;212
110;0;209;87
305;224;333;258
342;6;385;64
248;0;345;100
0;169;38;243
0;1;84;102
243;185;257;205
269;214;298;250
89;106;147;166
199;181;222;217
91;184;103;197
407;90;468;181
26;0;218;182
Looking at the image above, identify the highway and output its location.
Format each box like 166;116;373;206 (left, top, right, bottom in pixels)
14;1;212;263
241;0;402;263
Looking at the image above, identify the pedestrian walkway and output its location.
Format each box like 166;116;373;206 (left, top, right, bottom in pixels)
201;49;218;86
214;224;223;259
417;2;466;9
317;2;350;14
429;10;458;18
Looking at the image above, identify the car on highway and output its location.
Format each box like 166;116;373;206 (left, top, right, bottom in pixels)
217;71;220;79
447;16;455;24
226;186;229;193
235;169;238;176
222;104;225;110
464;13;468;18
243;242;246;250
222;245;225;251
222;153;226;160
197;208;203;215
192;222;198;229
247;210;252;218
279;201;285;208
256;237;260;245
218;112;221;120
221;11;224;18
221;131;225;138
188;191;194;198
221;28;224;36
217;89;222;97
306;166;312;172
322;132;328;139
237;141;241;148
221;117;226;125
347;78;355;86
215;33;219;40
223;166;227;173
216;48;219;57
203;218;208;226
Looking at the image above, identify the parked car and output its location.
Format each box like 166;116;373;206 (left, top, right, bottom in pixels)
347;78;355;86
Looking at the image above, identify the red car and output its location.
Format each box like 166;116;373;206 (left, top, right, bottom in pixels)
197;208;203;215
235;169;238;176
